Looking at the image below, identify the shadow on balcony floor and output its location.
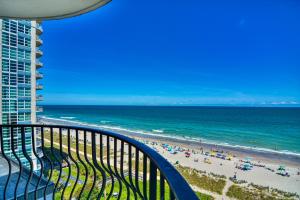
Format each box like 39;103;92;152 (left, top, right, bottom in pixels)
0;155;54;200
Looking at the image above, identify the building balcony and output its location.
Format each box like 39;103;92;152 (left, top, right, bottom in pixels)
36;106;43;112
36;72;43;79
36;49;43;58
36;84;43;90
36;95;43;101
0;124;198;200
36;60;43;69
36;24;43;35
36;38;43;46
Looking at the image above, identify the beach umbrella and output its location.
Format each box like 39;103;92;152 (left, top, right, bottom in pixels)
277;166;286;175
227;155;233;160
244;157;252;163
278;165;285;171
243;163;252;170
0;0;110;20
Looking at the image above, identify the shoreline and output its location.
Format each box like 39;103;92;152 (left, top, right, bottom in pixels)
39;116;300;167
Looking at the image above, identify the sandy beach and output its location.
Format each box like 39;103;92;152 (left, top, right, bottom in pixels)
40;117;300;199
140;138;300;197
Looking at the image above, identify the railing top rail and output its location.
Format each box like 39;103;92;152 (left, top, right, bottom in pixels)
0;124;198;200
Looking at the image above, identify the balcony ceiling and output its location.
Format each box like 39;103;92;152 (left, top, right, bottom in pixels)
0;0;111;20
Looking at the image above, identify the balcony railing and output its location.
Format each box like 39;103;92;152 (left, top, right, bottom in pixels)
37;106;43;112
36;84;43;90
36;38;43;46
36;24;43;35
36;95;44;101
36;49;43;58
0;124;198;200
36;72;44;79
36;60;43;68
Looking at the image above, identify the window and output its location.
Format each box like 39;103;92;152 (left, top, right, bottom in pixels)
3;20;10;31
18;113;31;121
25;63;31;72
2;32;9;45
25;51;31;60
10;100;17;112
10;34;17;47
25;88;31;96
17;62;31;72
10;74;17;85
18;36;25;46
18;88;24;96
2;46;9;58
2;114;9;124
25;38;31;47
17;37;31;47
25;113;31;121
18;100;31;109
2;87;9;98
18;62;25;71
2;100;9;112
18;24;25;33
2;59;9;72
18;74;25;84
18;113;25;121
17;74;31;85
18;49;25;59
25;75;31;84
25;25;31;35
2;73;9;85
10;87;17;98
10;47;17;59
10;21;17;34
10;61;17;73
10;113;17;124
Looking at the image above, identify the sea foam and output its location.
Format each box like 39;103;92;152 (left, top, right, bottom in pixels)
39;116;300;157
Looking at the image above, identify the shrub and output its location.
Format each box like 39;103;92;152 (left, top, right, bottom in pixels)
177;165;226;194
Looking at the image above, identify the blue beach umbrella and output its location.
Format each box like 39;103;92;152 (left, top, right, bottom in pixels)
243;163;252;170
244;157;252;163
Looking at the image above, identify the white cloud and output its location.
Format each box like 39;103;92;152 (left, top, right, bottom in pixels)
269;101;299;105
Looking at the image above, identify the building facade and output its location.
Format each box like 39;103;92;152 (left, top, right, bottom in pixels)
0;19;43;169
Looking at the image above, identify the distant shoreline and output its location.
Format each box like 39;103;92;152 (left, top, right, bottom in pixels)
39;116;300;167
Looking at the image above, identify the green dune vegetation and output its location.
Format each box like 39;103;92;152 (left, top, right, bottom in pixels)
176;165;226;195
226;184;299;200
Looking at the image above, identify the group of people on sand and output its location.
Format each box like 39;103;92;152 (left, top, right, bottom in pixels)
141;139;298;179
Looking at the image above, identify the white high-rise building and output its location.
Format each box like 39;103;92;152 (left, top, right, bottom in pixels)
0;19;43;169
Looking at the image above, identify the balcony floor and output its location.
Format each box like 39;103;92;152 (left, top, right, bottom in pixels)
0;155;53;200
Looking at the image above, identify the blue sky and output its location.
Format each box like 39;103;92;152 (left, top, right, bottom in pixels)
40;0;300;106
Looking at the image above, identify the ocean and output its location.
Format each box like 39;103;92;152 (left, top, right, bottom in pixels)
40;105;300;156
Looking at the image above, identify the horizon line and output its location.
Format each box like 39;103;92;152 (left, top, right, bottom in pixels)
39;104;300;108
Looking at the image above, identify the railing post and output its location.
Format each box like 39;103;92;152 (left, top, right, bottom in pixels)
91;131;106;199
21;126;33;200
149;160;157;200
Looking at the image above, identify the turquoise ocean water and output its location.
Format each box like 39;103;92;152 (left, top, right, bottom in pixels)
40;106;300;156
